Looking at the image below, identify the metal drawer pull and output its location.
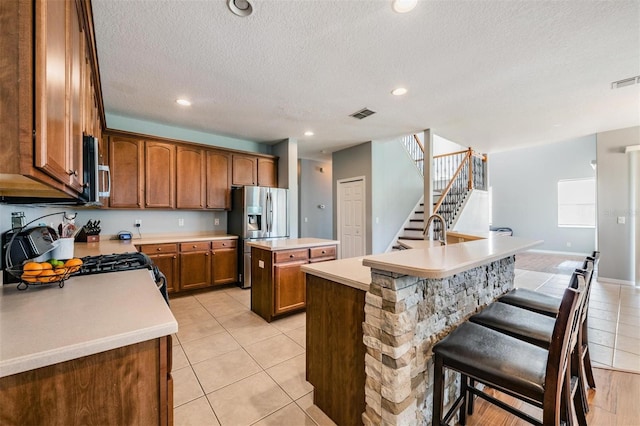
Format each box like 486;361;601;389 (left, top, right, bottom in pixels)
321;250;326;254
290;254;295;258
157;248;162;251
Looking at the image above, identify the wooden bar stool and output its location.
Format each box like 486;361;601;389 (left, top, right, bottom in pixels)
499;253;599;390
469;265;593;415
432;284;585;426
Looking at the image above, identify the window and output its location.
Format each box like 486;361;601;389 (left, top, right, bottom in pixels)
557;178;596;227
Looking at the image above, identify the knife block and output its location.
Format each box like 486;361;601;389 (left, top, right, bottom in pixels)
75;228;100;243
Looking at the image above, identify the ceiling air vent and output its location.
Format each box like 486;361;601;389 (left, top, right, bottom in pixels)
611;75;640;89
350;108;376;120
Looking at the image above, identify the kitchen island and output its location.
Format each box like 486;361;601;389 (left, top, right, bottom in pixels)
302;236;541;426
248;238;339;322
0;267;177;425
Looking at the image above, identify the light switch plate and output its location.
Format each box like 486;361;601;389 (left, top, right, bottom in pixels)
258;260;265;268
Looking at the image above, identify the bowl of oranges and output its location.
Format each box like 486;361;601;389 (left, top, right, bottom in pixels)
7;258;83;290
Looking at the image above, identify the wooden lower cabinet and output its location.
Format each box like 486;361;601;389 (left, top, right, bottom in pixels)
150;252;179;294
0;336;173;426
179;242;212;291
140;239;238;294
212;240;238;285
251;244;337;322
274;260;308;315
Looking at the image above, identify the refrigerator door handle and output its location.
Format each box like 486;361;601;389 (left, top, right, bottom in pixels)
266;191;271;233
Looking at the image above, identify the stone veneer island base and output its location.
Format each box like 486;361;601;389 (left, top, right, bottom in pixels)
302;237;541;426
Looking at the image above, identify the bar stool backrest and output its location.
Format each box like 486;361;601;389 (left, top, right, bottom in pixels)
542;276;584;425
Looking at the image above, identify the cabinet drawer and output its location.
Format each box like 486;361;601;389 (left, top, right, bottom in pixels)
180;241;211;252
212;239;237;249
274;249;309;263
309;245;336;260
139;243;178;254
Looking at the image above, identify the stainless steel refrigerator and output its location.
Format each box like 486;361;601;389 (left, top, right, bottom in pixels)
228;186;289;288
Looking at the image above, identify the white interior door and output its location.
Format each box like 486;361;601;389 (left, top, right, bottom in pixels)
337;177;366;259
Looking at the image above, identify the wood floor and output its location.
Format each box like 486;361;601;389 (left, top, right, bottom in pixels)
464;368;640;425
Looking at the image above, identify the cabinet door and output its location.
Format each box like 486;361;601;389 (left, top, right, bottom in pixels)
274;260;308;315
232;154;257;186
179;251;211;290
34;0;71;187
145;141;176;208
206;150;231;209
149;252;179;294
109;136;144;208
176;146;205;209
257;158;277;188
67;0;84;192
212;247;237;285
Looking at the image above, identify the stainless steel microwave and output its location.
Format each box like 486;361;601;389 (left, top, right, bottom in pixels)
82;135;110;204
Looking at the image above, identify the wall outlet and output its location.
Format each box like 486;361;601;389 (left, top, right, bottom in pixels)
214;218;220;226
178;218;184;227
617;216;626;224
304;217;308;223
134;219;142;227
566;242;572;247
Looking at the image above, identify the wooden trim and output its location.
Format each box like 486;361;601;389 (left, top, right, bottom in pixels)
412;134;424;153
104;128;278;160
77;0;105;130
433;149;469;159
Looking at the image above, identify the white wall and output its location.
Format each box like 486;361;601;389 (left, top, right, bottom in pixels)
490;135;596;254
596;126;639;284
453;190;490;234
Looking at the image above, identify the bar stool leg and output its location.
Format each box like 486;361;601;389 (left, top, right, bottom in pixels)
459;374;468;425
433;355;445;426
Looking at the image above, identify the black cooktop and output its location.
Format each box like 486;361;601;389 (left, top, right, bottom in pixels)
78;252;153;275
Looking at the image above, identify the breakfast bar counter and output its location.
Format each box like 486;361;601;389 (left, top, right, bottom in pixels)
302;236;541;425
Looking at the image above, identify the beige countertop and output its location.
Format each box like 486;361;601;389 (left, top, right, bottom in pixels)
363;236;541;279
0;269;177;378
301;257;371;292
74;240;137;257
397;240;442;250
247;238;340;251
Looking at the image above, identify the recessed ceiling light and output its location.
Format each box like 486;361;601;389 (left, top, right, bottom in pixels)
304;131;314;136
176;99;191;106
392;0;417;13
228;0;253;17
391;87;408;96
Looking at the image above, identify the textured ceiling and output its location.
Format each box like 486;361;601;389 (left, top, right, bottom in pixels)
92;0;640;160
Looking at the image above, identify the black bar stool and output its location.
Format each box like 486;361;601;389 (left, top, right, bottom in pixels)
499;252;599;390
432;281;585;426
469;263;593;415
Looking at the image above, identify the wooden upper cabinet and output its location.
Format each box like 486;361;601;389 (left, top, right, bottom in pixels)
257;157;277;187
176;146;206;209
145;142;176;208
206;150;231;209
109;136;143;208
34;0;71;187
232;154;257;186
68;1;84;192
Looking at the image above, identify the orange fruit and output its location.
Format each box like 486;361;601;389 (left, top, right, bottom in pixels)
21;274;39;283
64;258;83;267
64;258;82;273
22;262;43;276
54;268;68;279
40;262;53;270
38;269;57;283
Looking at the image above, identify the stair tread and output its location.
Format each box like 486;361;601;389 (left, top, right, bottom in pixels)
404;227;422;231
397;236;424;241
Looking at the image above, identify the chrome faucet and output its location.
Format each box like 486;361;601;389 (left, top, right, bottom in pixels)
424;213;447;246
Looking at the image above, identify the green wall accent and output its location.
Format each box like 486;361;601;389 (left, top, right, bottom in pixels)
106;113;271;154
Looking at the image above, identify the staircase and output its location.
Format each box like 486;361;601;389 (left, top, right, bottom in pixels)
394;136;486;249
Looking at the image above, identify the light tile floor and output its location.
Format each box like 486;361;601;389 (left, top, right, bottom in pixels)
514;268;640;373
169;287;335;426
170;255;640;425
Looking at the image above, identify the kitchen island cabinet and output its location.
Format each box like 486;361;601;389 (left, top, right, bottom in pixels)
248;238;339;322
302;236;542;425
0;269;177;425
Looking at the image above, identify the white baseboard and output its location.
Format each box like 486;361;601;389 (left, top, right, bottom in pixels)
596;276;636;286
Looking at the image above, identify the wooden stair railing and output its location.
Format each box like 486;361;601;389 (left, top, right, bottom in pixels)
398;134;488;241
